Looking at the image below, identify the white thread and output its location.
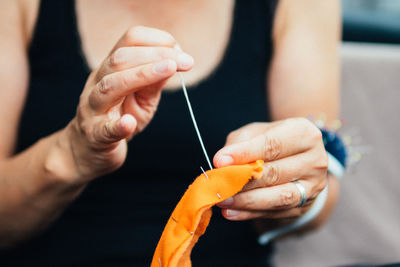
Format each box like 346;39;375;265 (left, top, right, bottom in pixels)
200;166;209;179
179;72;213;170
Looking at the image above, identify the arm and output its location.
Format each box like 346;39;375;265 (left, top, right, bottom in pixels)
0;0;73;247
268;0;341;229
0;1;194;248
213;0;341;235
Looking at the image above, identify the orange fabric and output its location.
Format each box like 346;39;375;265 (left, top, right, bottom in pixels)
151;160;264;267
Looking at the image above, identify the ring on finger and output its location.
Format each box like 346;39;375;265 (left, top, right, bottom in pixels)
292;181;307;207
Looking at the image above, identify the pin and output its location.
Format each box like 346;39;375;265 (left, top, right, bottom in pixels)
158;258;162;266
216;193;222;199
171;217;178;223
179;72;213;170
200;166;209;179
189;231;194;235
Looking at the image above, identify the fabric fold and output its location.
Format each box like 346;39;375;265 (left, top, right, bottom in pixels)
151;160;264;267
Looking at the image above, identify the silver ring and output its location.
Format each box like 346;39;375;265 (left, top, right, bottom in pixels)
293;181;307;207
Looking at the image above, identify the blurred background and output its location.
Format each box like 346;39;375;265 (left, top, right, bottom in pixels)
342;0;400;43
274;0;400;266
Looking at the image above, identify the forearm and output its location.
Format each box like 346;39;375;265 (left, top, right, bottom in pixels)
0;127;86;248
260;0;341;236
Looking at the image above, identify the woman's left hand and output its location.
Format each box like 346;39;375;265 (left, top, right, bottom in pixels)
214;118;328;221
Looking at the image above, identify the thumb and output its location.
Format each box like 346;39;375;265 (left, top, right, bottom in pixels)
93;114;137;145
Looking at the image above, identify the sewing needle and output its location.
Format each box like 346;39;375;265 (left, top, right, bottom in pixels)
179;72;213;170
200;166;209;179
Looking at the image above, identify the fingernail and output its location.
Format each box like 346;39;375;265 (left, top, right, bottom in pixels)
177;53;194;69
218;197;234;207
153;60;170;74
217;155;234;167
225;209;240;217
120;114;135;127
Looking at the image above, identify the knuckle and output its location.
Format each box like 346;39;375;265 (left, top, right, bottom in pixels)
97;75;113;95
126;26;144;42
263;163;280;186
300;118;322;140
79;120;95;142
278;188;297;208
318;152;329;170
135;67;151;83
263;135;281;160
102;122;118;141
311;126;323;142
120;75;131;90
88;92;100;111
109;47;127;68
236;194;255;210
312;149;329;173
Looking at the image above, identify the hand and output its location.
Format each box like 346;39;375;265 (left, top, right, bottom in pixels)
214;118;328;221
61;26;194;182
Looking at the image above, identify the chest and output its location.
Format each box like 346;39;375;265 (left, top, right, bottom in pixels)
21;0;274;154
75;0;235;90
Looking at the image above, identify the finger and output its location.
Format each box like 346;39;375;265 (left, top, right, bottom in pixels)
217;180;316;211
224;121;282;146
214;118;322;167
115;26;177;50
89;59;177;112
93;114;137;145
122;90;161;133
242;152;323;191
98;46;194;78
221;206;310;221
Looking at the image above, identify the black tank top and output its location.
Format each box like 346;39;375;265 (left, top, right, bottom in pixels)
3;0;277;266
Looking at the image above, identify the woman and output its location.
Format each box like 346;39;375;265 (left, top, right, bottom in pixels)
0;0;341;265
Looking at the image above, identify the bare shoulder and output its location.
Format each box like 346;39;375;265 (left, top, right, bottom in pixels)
0;0;40;156
272;0;341;42
18;0;41;46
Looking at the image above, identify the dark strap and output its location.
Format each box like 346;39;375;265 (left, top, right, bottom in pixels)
28;0;87;74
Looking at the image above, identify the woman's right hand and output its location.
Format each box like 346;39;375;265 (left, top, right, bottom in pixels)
54;26;194;183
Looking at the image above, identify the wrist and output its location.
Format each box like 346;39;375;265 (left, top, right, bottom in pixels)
43;123;89;186
47;118;126;184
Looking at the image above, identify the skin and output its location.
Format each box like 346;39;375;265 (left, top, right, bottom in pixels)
216;0;341;230
0;0;340;247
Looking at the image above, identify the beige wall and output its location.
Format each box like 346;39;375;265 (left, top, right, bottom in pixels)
274;43;400;266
